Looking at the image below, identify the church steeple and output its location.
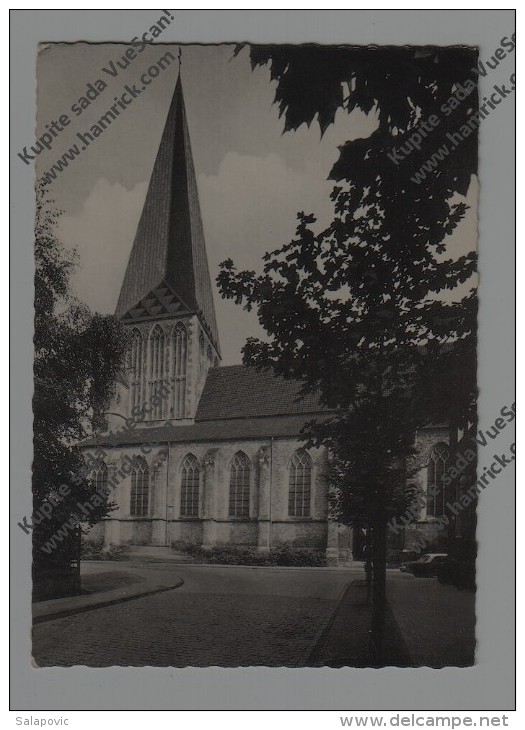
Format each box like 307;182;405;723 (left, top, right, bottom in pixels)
116;74;220;354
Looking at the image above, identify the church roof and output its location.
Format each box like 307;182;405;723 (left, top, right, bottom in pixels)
84;366;330;448
115;75;220;351
85;413;329;448
196;365;325;421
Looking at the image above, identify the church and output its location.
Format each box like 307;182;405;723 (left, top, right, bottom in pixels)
83;73;457;562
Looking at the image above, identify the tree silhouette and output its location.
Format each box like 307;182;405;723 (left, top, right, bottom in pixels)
33;184;129;591
219;45;478;663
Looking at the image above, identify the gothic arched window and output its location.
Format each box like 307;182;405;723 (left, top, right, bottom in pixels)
130;457;149;517
172;323;187;419
93;461;108;500
229;452;251;518
288;449;312;517
427;443;449;517
180;454;200;518
130;328;144;414
148;325;168;420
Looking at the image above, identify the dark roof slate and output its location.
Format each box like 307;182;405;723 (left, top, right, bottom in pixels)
196;365;325;420
84;413;330;448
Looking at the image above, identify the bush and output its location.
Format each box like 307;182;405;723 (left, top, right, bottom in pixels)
269;545;327;567
80;539;125;561
171;541;327;567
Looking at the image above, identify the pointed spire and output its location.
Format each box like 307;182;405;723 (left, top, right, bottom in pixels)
116;73;220;352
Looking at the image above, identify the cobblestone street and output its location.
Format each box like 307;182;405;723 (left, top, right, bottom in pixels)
33;563;354;667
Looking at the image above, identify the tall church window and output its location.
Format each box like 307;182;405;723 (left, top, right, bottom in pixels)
427;443;449;517
130;328;145;414
229;452;251;518
148;325;168;420
288;449;312;517
92;461;108;502
180;454;200;517
172;323;187;419
130;457;149;517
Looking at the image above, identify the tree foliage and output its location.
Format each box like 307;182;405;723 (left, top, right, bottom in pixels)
222;45;479;661
33;184;129;569
222;43;478;515
239;44;478;194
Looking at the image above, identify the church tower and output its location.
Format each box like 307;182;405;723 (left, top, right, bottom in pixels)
114;74;220;426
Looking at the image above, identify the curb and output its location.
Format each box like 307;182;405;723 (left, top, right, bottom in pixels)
33;576;184;625
83;559;364;572
383;598;414;667
301;578;361;667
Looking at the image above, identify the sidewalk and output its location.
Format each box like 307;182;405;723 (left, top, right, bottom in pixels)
386;574;476;667
307;579;372;666
33;563;184;624
307;572;475;667
307;578;411;667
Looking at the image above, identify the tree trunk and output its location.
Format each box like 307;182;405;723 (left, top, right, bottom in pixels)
365;527;373;605
370;516;387;666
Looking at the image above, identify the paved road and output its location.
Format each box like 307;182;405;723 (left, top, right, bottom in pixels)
32;563;354;668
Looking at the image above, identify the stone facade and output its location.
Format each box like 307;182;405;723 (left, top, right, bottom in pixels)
85;416;453;558
86;437;333;554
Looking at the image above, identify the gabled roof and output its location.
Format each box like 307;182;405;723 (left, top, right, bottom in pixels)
115;75;219;351
196;365;326;421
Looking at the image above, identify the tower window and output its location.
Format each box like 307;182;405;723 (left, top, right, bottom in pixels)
172;323;187;419
289;449;312;517
129;329;145;415
148;325;168;420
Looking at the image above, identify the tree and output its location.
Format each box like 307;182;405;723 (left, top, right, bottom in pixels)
238;44;479;196
218;45;478;663
33;184;128;585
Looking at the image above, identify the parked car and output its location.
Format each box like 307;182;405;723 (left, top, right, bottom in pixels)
400;553;448;577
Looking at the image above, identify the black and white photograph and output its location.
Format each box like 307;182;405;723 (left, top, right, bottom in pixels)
9;6;516;717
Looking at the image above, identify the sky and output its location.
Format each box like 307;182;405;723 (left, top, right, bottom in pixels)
36;43;477;365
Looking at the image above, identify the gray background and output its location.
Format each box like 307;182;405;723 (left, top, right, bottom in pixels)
11;9;515;711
